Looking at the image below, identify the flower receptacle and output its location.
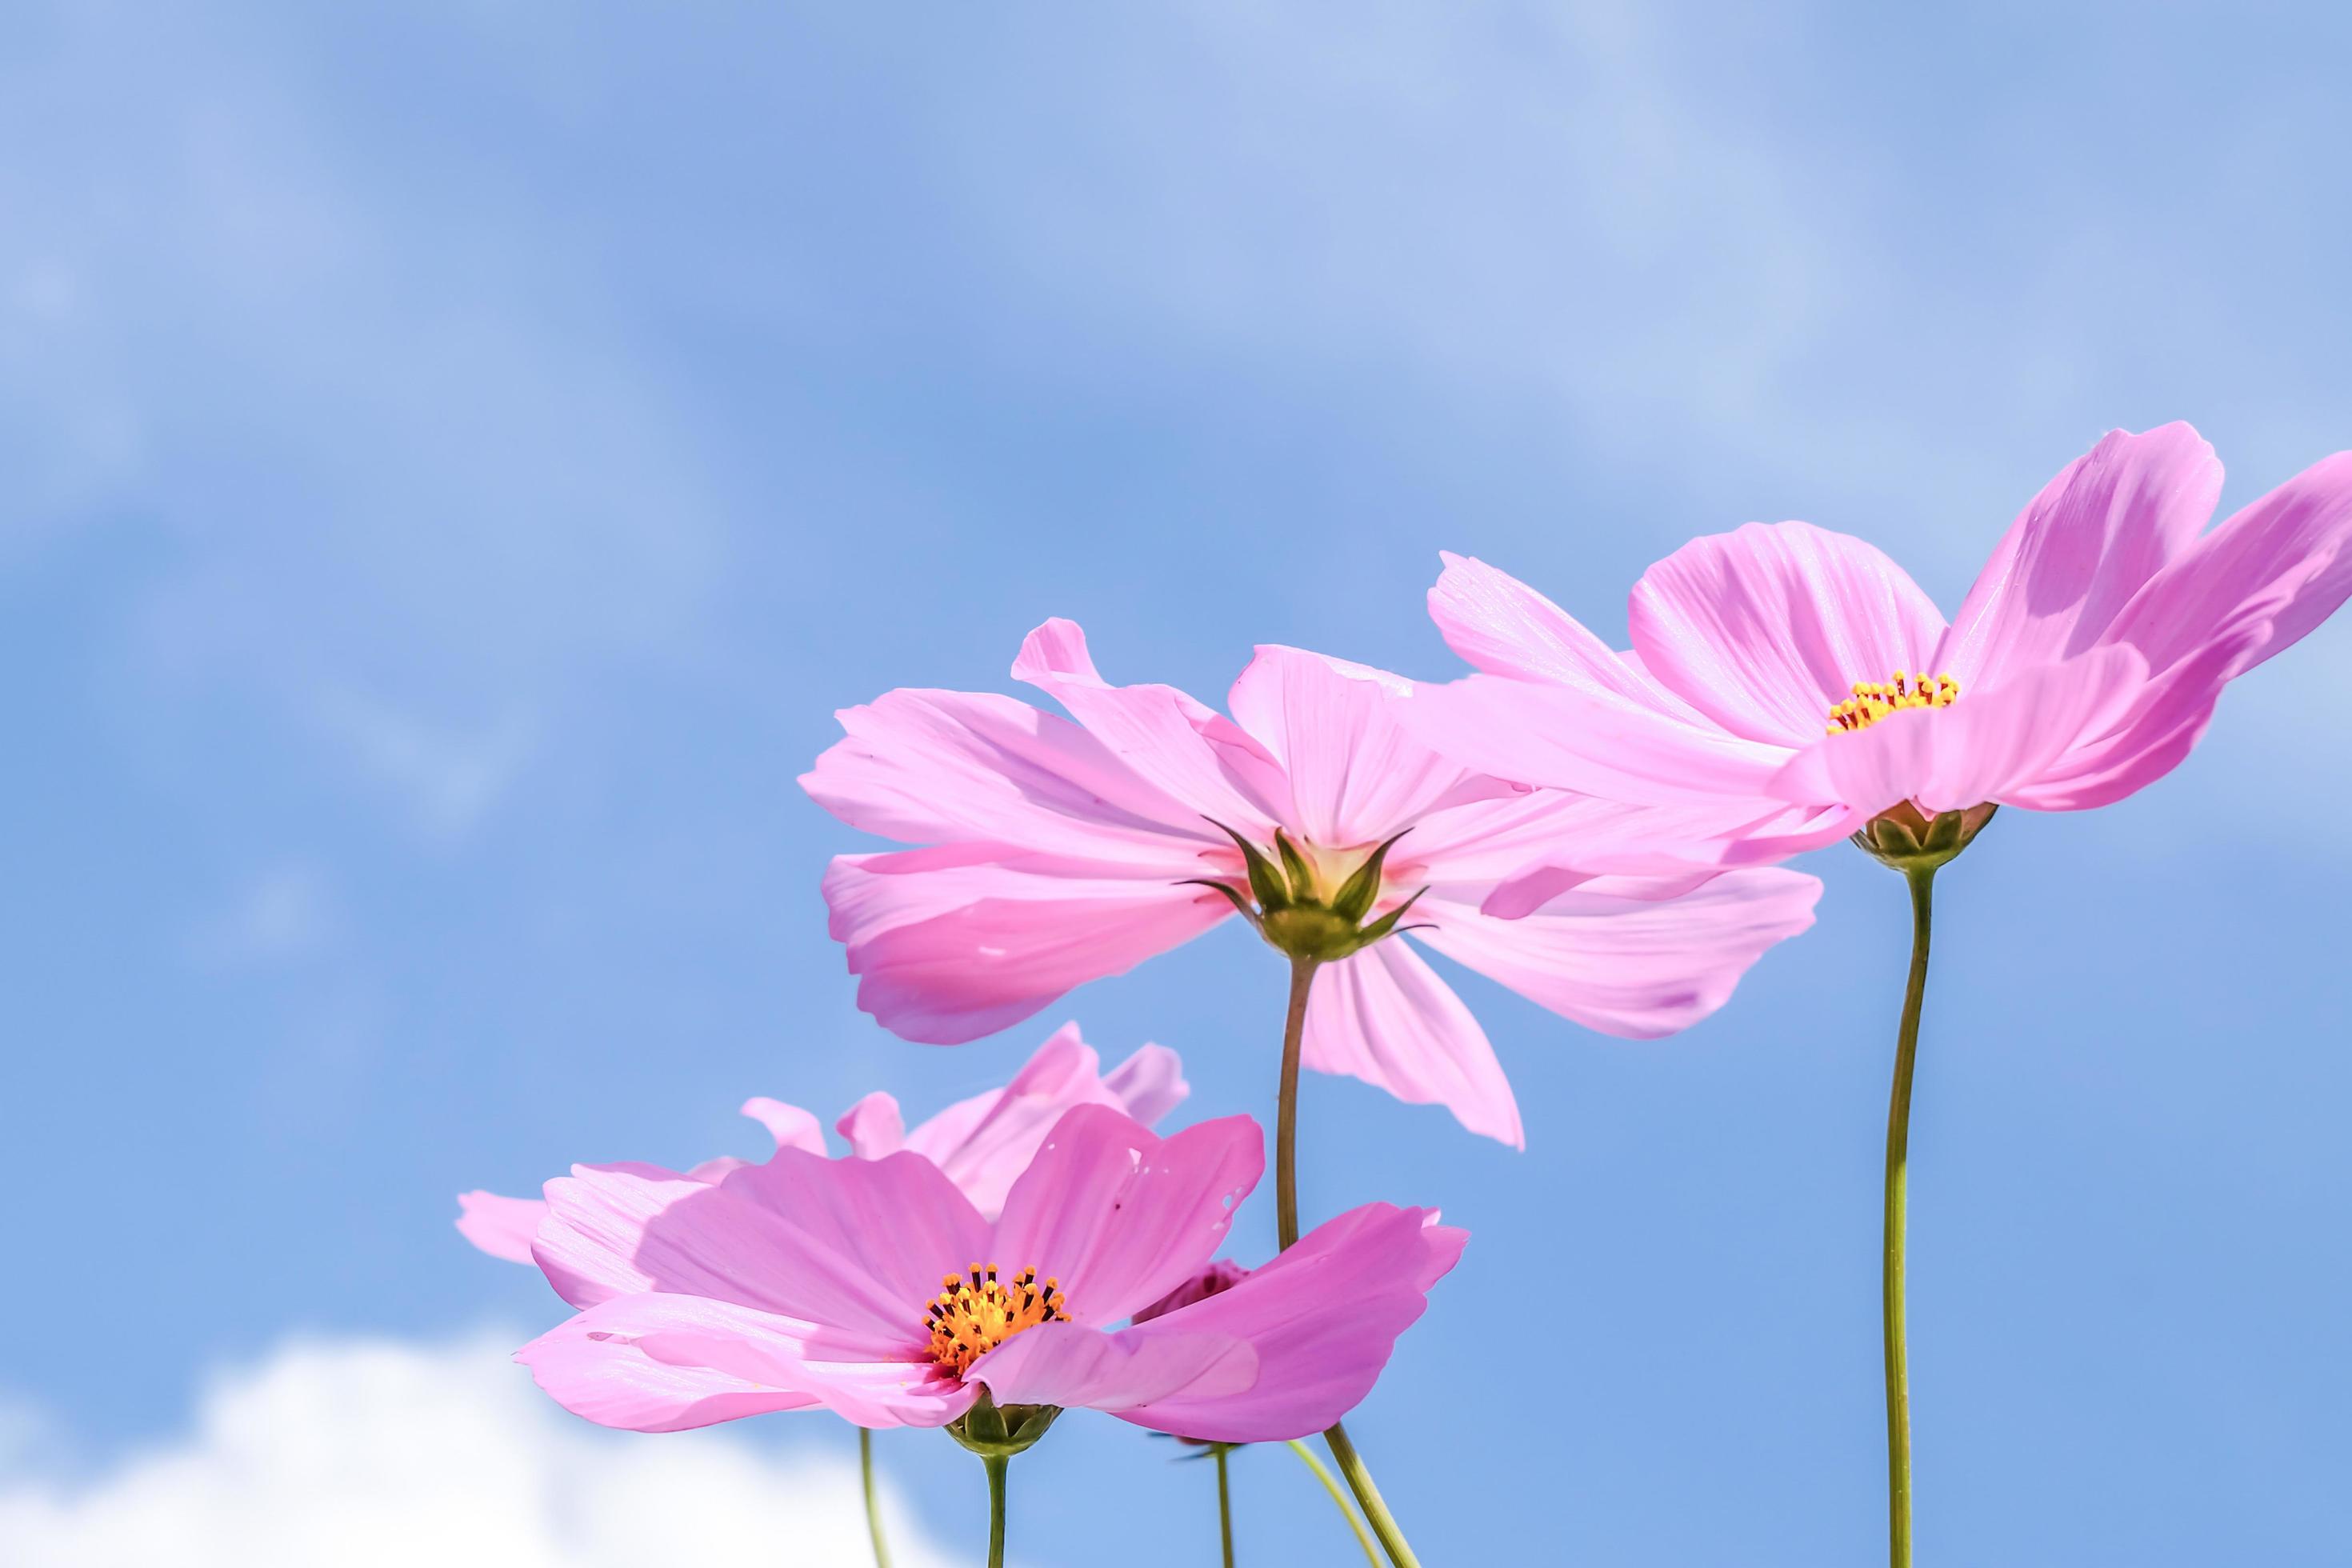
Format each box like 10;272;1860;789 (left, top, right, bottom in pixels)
1186;823;1424;963
1851;801;1998;874
949;1388;1062;1460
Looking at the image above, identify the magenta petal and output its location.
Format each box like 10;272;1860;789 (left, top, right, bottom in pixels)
456;1190;547;1266
1302;938;1522;1147
1935;424;2222;688
2104;450;2352;678
1114;1204;1464;1443
963;1319;1258;1413
519;1293;966;1432
1629;522;1949;746
821;847;1232;1044
1411;870;1822;1041
988;1106;1262;1326
1428;552;1698;714
1223;645;1491;844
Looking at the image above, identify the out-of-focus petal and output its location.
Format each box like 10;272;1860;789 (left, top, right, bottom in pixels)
963;1320;1258;1413
1102;1042;1190;1126
519;1294;965;1432
1936;424;2222;687
1223;646;1498;844
1302;936;1522;1147
1410;869;1821;1041
1628;522;1949;746
455;1190;546;1266
1114;1204;1462;1443
988;1106;1262;1327
2102;450;2352;678
822;846;1232;1045
738;1098;827;1156
834;1094;907;1161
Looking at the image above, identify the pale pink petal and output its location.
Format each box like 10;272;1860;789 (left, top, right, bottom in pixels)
962;1320;1258;1413
834;1094;907;1161
538;1150;986;1342
738;1098;827;1155
802;688;1214;863
1769;646;2151;817
455;1190;546;1266
1102;1042;1190;1126
2102;450;2352;678
1113;1204;1463;1443
519;1293;966;1432
1935;424;2222;687
1223;646;1494;845
1393;674;1789;805
1012;620;1290;834
988;1106;1262;1326
1628;522;1950;746
1429;552;1697;716
893;1024;1187;1219
1410;869;1822;1041
2005;623;2270;810
1409;789;1841;898
1302;938;1521;1147
822;846;1233;1044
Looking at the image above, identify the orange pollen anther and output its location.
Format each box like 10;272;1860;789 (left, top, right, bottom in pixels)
1826;670;1959;735
924;1263;1066;1378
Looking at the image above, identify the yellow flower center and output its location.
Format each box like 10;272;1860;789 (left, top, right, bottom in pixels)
925;1263;1066;1378
1826;670;1959;735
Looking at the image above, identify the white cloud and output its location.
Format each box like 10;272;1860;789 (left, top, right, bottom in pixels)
0;1334;966;1568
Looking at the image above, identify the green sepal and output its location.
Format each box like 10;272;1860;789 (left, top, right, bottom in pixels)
1329;829;1409;923
1179;878;1263;931
948;1387;1062;1460
1208;819;1291;913
1342;886;1426;955
1272;828;1317;905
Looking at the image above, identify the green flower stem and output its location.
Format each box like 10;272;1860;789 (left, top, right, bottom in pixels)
1883;866;1937;1568
1286;1439;1382;1566
1215;1444;1236;1568
983;1455;1010;1568
1274;955;1422;1568
859;1428;890;1568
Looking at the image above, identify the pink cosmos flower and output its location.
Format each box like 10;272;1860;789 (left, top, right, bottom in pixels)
456;1022;1186;1262
1399;424;2352;866
517;1103;1466;1443
802;620;1822;1146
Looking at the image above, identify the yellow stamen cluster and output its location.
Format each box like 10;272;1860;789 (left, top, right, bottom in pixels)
924;1263;1065;1378
1826;670;1959;735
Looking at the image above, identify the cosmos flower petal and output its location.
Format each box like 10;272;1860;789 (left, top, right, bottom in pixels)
989;1106;1262;1326
2005;622;2269;810
1302;937;1522;1147
1112;1204;1465;1443
738;1097;828;1155
519;1293;963;1432
1628;521;1950;747
963;1320;1258;1413
1935;423;2222;686
454;1190;546;1266
821;846;1232;1044
834;1093;907;1161
1429;551;1700;715
1411;870;1821;1041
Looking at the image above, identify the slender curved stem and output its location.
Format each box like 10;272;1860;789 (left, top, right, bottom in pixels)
1274;956;1421;1568
983;1455;1010;1568
859;1428;891;1568
1286;1439;1381;1566
1883;866;1936;1568
1215;1445;1236;1568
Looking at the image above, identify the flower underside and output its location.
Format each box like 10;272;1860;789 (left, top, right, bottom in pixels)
926;1263;1066;1377
1186;822;1426;964
1826;670;1959;735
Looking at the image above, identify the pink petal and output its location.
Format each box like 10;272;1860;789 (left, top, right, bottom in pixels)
738;1098;827;1155
538;1150;987;1343
892;1023;1181;1220
519;1293;966;1432
1223;645;1495;845
1302;937;1522;1147
1410;788;1842;898
455;1190;546;1266
1628;522;1950;746
2103;450;2352;678
802;688;1214;865
834;1093;907;1160
1012;620;1290;834
962;1319;1258;1413
1113;1204;1464;1443
1936;423;2222;687
1103;1042;1190;1126
2004;622;2269;811
821;846;1233;1044
1410;869;1822;1041
1393;673;1789;805
988;1106;1262;1326
1769;645;2152;817
1428;552;1698;716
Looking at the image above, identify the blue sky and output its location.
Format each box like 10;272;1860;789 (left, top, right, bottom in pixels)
6;3;2350;1563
